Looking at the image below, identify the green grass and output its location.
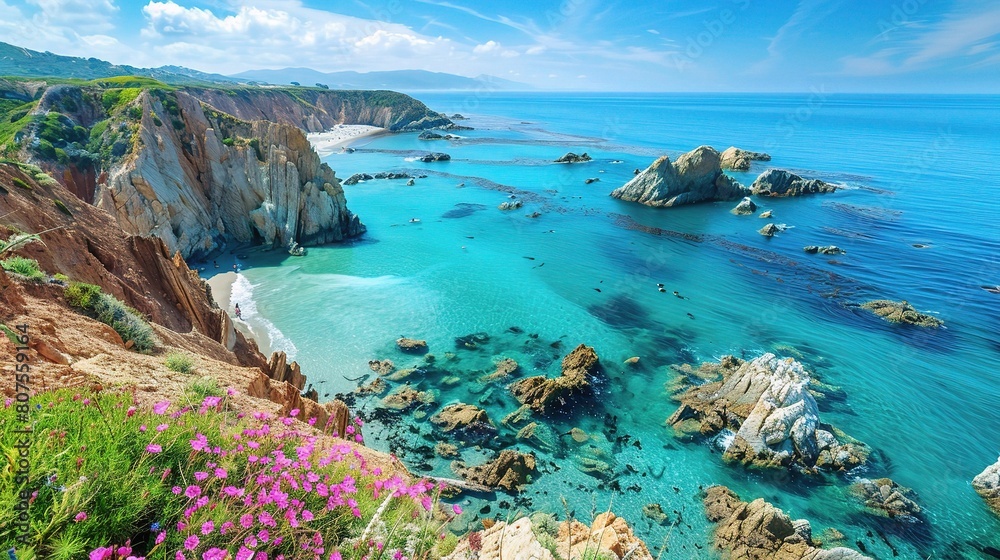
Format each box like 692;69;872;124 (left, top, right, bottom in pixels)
0;255;45;281
185;376;221;400
1;323;21;344
53;273;69;283
64;282;156;352
53;199;72;216
12;177;31;190
164;352;194;374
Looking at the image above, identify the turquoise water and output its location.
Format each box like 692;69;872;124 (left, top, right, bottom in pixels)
215;93;1000;558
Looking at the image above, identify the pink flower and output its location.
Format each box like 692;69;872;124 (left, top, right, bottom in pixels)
116;542;132;557
194;471;209;482
239;513;254;529
302;509;314;522
185;485;201;499
257;529;270;542
176;552;186;560
89;547;112;560
201;520;215;535
184;535;199;551
74;511;88;522
172;486;182;495
452;504;463;515
139;425;147;432
220;521;234;535
146;444;162;454
328;552;342;560
126;406;137;417
214;468;228;478
190;433;209;452
202;549;226;560
236;547;255;560
157;424;169;432
156;531;166;545
289;408;300;417
153;401;170;414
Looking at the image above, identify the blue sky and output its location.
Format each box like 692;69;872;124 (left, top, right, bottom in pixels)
1;0;998;92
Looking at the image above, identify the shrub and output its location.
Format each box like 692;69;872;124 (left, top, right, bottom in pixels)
12;177;32;190
221;137;235;147
165;352;194;374
53;273;69;283
92;293;155;352
185;376;222;400
54;199;73;216
1;255;45;281
64;281;102;310
127;106;143;121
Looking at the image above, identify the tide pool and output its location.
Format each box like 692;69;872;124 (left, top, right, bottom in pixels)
220;93;1000;558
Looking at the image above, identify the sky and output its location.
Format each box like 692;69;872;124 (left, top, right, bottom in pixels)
0;0;998;92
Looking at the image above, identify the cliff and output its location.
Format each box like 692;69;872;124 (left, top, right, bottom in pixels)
1;79;450;259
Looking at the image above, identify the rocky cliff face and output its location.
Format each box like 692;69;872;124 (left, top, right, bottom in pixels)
610;146;748;207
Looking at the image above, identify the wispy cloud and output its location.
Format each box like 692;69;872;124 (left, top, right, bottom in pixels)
766;0;843;58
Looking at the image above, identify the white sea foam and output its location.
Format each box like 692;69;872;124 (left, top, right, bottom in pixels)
230;274;298;359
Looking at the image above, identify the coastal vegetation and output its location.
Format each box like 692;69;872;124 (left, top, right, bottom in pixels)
64;282;156;352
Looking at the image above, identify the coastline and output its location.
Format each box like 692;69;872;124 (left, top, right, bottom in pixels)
206;271;277;357
307;125;386;157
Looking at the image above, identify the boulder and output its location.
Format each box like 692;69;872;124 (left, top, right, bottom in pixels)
860;300;942;327
396;337;428;352
704;486;870;560
430;403;496;440
557;512;654;560
381;385;434;411
610;146;748;208
804;246;845;255
731;197;757;215
851;478;922;519
418;131;444;140
760;210;773;219
720;146;771;171
509;344;600;414
585;177;601;184
760;223;779;237
498;200;523;211
443;517;554;560
751;169;837;197
642;503;669;525
451;450;537;491
406;178;415;186
555;152;592;163
419;152;451;162
667;354;868;471
973;457;1000;516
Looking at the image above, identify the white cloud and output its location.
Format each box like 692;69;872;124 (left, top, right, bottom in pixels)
473;40;501;54
26;0;118;33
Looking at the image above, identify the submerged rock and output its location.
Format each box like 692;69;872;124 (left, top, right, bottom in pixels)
751;169;837;197
515;421;559;453
368;359;395;375
804;245;845;255
851;478;922;520
610;146;748;208
974;457;1000;516
731;196;758;215
720;146;771;171
642;503;669;525
860;300;942;327
455;332;490;349
704;486;870;559
435;442;460;458
585;177;601;184
509;344;601;414
760;209;773;219
557;512;654;560
554;152;592;163
452;450;537;491
482;357;520;382
498;200;523;211
419;152;451;162
396;337;428;352
667;354;868;471
381;386;434;411
430;403;496;438
759;223;779;237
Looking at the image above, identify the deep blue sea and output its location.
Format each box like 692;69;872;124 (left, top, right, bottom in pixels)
221;93;1000;558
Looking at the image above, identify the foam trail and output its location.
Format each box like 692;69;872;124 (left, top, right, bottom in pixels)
230;274;298;359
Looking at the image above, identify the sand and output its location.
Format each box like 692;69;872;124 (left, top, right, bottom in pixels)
307;125;386;157
206;271;275;356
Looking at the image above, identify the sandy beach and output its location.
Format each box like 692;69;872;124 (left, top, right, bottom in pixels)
206;271;277;357
307;124;386;157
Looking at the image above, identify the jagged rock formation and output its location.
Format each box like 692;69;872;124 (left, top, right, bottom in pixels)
558;512;654;560
851;478;922;519
732;196;757;215
452;449;536;491
860;300;942;327
760;223;779;237
510;344;600;414
704;486;870;559
974;457;1000;516
610;146;748;207
444;517;554;560
720;146;771;171
667;354;868;471
751;169;837;197
498;200;523;211
804;246;845;255
555;152;592;163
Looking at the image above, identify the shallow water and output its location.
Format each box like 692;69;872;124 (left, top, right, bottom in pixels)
211;93;1000;558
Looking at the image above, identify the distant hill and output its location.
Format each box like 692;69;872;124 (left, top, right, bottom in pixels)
231;67;532;91
0;42;242;85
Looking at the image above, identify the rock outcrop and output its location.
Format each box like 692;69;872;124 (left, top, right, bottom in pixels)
381;386;434;411
396;337;428;352
555;152;592;163
850;478;922;519
444;517;554;560
704;486;870;559
720;147;771;171
804;246;845;255
430;403;496;440
732;197;757;215
760;223;779;237
751;169;837;197
610;146;748;207
667;354;868;471
452;450;536;491
860;300;942;327
973;457;1000;516
418;152;451;162
510;344;600;414
557;512;654;560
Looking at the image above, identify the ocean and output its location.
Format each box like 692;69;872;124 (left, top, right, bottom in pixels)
220;92;1000;558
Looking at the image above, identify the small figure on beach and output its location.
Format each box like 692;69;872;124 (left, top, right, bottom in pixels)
233;264;238;271
409;218;421;223
234;303;242;319
213;260;218;268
